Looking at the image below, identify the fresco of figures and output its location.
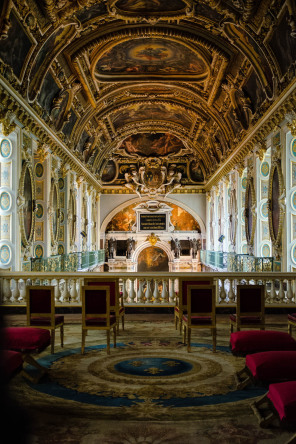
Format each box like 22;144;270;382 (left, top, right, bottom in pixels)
138;246;168;272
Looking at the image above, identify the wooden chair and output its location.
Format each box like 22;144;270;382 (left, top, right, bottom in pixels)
81;285;116;355
288;313;296;336
182;285;216;352
84;278;124;333
230;285;265;333
175;277;214;334
26;285;64;354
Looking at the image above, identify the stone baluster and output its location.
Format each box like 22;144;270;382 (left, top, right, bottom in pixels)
70;279;78;303
278;279;285;303
146;279;153;303
2;278;12;303
219;278;226;303
228;278;235;303
153;279;161;303
52;279;61;303
137;279;145;303
129;278;136;303
286;279;293;303
161;279;168;303
10;279;20;303
269;279;276;303
121;279;128;303
169;278;175;303
18;279;26;302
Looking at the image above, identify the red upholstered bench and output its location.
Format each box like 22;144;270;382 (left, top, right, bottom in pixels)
1;350;23;380
236;351;296;389
252;381;296;427
230;330;296;355
2;327;51;383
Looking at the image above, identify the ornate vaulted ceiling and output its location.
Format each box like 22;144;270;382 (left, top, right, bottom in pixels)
0;0;296;193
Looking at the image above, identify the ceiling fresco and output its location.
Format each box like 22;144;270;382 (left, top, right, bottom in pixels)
0;0;296;194
95;38;209;80
119;133;186;158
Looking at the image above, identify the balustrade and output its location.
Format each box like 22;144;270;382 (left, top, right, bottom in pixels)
0;272;295;308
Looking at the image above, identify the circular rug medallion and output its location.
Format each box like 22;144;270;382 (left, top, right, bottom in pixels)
29;340;265;414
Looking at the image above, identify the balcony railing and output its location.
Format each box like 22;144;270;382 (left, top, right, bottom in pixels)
0;271;295;307
29;250;105;272
200;250;274;272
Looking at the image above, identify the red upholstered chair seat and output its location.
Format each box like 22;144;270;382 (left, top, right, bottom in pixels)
230;314;261;324
288;313;296;322
85;315;116;326
230;330;296;354
3;327;51;352
183;315;212;325
30;315;64;326
246;351;296;381
1;350;23;379
268;381;296;421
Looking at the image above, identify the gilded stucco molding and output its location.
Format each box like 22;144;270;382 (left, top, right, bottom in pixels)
205;81;296;190
0;77;101;191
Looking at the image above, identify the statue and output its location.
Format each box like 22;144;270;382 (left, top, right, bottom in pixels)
124;168;142;197
126;237;135;259
189;238;201;258
171;237;181;258
108;237;116;259
163;165;182;197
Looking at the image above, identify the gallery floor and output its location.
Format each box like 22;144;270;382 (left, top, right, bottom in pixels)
2;313;296;444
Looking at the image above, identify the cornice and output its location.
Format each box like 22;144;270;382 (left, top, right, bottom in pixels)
0;75;101;191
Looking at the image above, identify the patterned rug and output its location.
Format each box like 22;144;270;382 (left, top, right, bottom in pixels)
6;321;296;443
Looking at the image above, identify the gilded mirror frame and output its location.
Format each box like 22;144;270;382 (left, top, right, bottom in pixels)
50;178;60;247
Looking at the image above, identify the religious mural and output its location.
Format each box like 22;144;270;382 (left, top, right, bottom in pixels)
170;203;200;231
114;0;186;13
112;104;192;130
269;10;296;78
119;133;185;157
95;38;208;78
106;201;200;232
75;3;107;22
102;160;117;183
138;246;168;272
38;72;61;115
189;160;205;182
0;10;32;79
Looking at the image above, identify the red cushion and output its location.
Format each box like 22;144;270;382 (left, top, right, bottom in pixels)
288;313;296;322
230;314;262;324
85;315;116;326
1;350;23;378
268;381;296;421
246;351;296;381
3;327;51;352
230;330;296;354
30;315;64;326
